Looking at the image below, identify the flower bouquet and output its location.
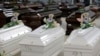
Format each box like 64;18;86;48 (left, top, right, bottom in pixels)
77;12;94;29
43;14;58;29
2;12;21;28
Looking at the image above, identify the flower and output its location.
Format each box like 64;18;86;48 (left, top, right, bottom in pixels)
43;14;58;29
77;13;94;29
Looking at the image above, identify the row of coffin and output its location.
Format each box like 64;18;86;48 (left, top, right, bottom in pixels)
0;23;100;56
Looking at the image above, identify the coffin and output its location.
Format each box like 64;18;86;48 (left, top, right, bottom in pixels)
3;9;14;17
20;25;65;56
64;27;100;56
0;23;32;56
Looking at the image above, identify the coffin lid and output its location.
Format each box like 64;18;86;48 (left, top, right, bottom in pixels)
65;27;100;47
0;23;32;43
20;25;65;46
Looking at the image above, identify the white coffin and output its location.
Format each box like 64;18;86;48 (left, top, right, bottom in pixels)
20;25;65;56
64;27;100;56
0;23;32;56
